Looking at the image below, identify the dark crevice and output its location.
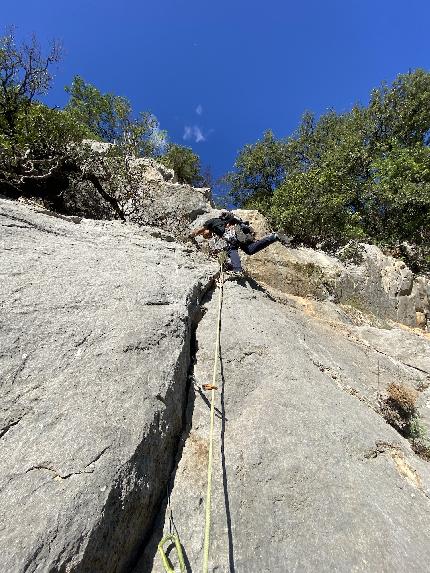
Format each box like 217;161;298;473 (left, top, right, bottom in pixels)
127;277;219;573
0;213;64;236
16;272;219;573
0;416;24;439
219;320;235;572
25;447;111;480
370;347;430;378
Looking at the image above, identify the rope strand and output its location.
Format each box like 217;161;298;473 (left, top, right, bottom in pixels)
202;265;224;573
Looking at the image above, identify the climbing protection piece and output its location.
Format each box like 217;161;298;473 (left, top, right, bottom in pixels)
202;256;225;573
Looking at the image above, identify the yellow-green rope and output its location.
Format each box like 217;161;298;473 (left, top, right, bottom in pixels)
202;263;224;573
158;533;186;573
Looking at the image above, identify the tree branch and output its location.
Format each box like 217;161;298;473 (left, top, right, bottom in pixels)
85;173;125;221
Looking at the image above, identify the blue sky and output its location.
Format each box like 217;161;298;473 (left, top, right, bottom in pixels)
3;1;430;190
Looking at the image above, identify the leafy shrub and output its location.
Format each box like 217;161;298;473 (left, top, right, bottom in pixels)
380;382;430;460
159;143;206;186
225;70;430;271
65;75;165;157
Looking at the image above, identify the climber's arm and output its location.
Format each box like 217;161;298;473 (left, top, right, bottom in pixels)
190;226;214;239
190;226;206;238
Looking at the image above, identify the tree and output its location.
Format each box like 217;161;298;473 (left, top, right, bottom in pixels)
226;70;430;269
0;31;92;197
159;143;205;185
368;144;430;244
0;103;92;195
270;167;366;247
0;29;61;136
225;130;289;209
367;69;430;148
65;76;165;156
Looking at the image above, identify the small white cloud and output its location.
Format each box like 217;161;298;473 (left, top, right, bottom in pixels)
194;126;205;142
183;125;206;143
196;104;203;116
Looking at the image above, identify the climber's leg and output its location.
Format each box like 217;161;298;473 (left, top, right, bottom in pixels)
241;233;279;255
227;247;243;272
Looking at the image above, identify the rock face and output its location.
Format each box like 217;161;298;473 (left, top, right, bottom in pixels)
137;279;430;573
45;140;213;235
2;197;430;573
0;197;217;572
337;243;429;328
234;210;430;330
78;141;213;236
125;180;212;238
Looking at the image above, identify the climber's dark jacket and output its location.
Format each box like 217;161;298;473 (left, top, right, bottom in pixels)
203;213;253;241
204;215;238;238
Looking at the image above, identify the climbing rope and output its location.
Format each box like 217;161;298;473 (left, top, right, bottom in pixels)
157;533;185;573
158;256;226;573
157;484;186;572
202;257;225;573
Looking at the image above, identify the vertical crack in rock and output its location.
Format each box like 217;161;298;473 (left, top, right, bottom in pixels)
69;277;217;573
127;282;218;573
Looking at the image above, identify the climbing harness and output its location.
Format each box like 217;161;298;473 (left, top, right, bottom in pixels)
158;254;226;573
202;254;225;573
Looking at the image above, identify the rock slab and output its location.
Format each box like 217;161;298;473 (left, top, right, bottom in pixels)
138;278;430;573
0;198;216;572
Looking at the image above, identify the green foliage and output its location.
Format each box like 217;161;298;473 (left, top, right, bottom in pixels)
367;69;430;148
408;415;430;461
409;415;428;441
0;29;205;222
369;144;430;243
270;168;366;247
0;29;61;137
65;76;165;156
0;31;89;195
226;70;430;270
226;130;289;207
0;101;93;193
159;143;205;185
65;75;129;142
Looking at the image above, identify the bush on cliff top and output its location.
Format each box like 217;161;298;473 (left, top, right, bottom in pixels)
225;70;430;271
0;30;205;212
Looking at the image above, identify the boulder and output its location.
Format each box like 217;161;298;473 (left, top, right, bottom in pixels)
337;243;430;329
233;211;430;330
125;181;212;237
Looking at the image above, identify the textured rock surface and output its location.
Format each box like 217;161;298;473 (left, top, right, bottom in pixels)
2;196;430;573
82;141;176;184
125;181;212;237
56;140;211;233
138;278;430;573
234;211;429;330
0;197;217;572
80;140;213;235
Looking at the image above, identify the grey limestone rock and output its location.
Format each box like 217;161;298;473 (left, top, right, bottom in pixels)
137;278;430;573
2;196;430;573
233;211;429;330
0;197;217;572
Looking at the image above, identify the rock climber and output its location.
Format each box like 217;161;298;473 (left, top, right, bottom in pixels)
190;210;291;277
